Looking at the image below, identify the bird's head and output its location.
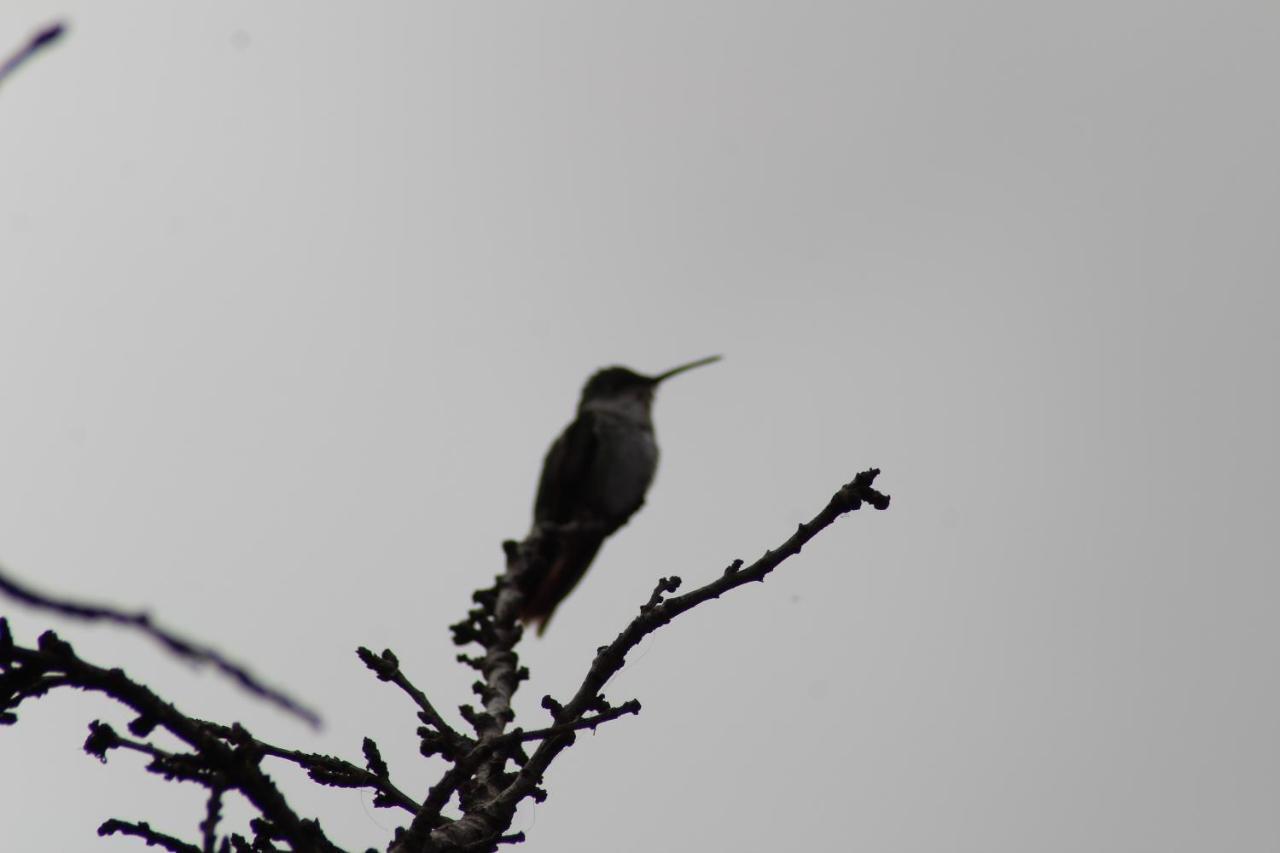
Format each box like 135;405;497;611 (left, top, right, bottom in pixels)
578;356;721;414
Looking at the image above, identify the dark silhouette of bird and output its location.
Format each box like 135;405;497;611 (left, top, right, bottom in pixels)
520;356;721;634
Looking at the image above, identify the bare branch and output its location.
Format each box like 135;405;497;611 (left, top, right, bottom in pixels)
357;646;468;751
3;467;889;852
190;718;420;814
419;469;890;851
393;537;547;849
256;740;419;814
0;563;320;726
506;698;641;744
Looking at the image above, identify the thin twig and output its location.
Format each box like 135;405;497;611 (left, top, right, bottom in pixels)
200;787;225;853
356;646;466;748
187;717;420;814
504;699;641;744
256;741;420;814
98;819;202;853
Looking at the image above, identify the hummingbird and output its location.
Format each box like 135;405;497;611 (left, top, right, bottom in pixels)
520;356;722;635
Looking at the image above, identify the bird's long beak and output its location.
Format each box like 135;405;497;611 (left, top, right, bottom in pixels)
649;355;722;385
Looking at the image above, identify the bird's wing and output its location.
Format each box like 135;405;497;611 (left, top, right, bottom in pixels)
525;410;607;634
533;410;599;524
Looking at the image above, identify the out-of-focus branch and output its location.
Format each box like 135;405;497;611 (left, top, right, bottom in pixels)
0;563;320;726
0;21;66;88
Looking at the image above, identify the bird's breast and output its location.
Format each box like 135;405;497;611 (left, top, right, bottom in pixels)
589;417;658;522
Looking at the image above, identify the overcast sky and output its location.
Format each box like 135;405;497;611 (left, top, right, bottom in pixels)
2;3;1278;851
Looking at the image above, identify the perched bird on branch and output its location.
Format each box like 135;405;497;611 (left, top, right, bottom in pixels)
520;356;721;634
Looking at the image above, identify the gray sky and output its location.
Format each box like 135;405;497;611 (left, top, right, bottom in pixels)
2;2;1278;851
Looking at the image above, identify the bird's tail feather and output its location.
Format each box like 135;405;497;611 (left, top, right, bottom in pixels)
519;532;604;636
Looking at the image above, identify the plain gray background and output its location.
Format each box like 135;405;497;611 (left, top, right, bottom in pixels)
2;3;1277;851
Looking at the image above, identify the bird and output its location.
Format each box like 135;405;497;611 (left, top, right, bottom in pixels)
519;356;721;634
